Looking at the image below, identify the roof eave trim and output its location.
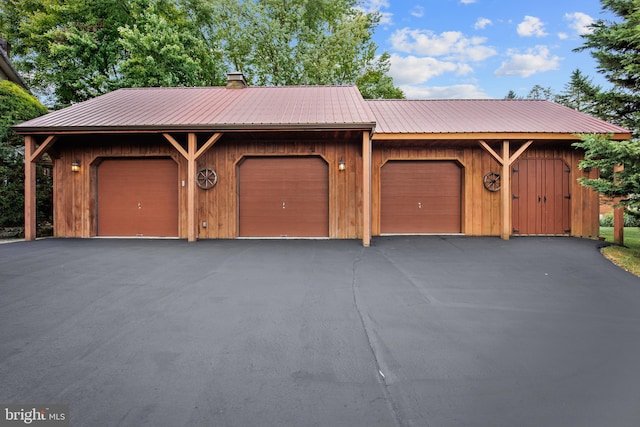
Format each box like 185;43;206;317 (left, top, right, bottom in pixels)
14;122;378;135
372;131;633;141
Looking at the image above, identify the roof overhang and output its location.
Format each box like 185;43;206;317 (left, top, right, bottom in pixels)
372;131;633;141
14;122;377;135
0;49;30;92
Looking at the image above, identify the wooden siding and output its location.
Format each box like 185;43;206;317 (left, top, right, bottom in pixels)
372;140;599;238
196;132;363;239
49;131;364;240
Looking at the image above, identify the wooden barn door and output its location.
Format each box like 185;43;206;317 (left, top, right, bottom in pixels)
380;161;462;234
512;159;571;235
238;157;329;237
97;158;178;237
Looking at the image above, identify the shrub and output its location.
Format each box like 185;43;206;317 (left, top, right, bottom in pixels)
0;81;50;230
600;212;640;227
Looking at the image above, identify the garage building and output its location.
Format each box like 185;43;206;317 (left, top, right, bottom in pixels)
17;74;630;245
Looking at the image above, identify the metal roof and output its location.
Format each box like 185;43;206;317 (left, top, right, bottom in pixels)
367;99;630;137
0;47;30;92
15;85;377;132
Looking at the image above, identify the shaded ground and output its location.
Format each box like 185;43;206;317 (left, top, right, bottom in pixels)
1;237;639;427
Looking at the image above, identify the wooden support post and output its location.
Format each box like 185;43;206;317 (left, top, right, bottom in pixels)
24;135;37;241
187;133;197;242
362;131;372;247
501;140;511;240
614;164;624;245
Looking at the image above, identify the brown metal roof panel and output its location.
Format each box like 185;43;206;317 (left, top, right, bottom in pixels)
15;86;377;132
367;99;630;135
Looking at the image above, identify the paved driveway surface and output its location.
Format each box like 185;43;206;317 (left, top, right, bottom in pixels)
1;236;640;427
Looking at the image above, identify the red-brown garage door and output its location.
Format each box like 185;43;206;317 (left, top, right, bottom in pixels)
381;160;462;234
97;158;178;237
239;157;329;237
512;158;571;235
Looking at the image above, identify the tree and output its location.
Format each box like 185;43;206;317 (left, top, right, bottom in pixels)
504;90;520;100
356;52;404;99
0;80;50;229
555;69;602;114
573;134;640;217
1;0;403;105
526;85;554;100
572;0;640;220
575;0;640;134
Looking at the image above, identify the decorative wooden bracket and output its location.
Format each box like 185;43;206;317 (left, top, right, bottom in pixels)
478;140;533;240
163;133;222;242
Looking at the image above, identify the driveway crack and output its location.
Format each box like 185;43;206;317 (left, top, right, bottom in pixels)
351;248;407;427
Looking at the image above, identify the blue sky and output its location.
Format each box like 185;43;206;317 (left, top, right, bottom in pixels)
363;0;611;99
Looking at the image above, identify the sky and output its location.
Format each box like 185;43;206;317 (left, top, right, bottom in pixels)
363;0;612;99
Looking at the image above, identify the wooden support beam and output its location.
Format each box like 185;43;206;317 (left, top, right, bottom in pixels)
478;140;504;165
187;133;197;242
195;133;222;160
29;135;58;163
614;164;624;246
362;131;372;247
501;140;511;240
163;133;189;159
509;140;533;165
24;136;37;241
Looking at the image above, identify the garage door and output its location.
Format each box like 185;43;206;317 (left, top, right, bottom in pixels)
512;158;571;235
97;158;178;237
239;157;329;237
381;161;462;234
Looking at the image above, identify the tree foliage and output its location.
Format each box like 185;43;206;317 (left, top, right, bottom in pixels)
0;0;403;105
555;69;602;114
571;0;640;217
573;133;640;215
0;81;50;228
576;0;640;133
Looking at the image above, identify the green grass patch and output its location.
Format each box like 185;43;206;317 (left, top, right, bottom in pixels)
599;227;640;277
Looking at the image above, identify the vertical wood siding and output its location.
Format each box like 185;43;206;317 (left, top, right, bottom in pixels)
50;131;364;240
47;135;599;240
372;141;599;238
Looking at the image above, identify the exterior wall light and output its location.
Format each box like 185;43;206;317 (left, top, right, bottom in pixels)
71;160;81;172
338;158;346;171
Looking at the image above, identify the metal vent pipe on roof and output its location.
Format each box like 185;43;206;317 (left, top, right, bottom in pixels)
226;72;247;89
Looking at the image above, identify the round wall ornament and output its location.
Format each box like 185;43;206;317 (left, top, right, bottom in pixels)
196;168;218;190
483;172;501;192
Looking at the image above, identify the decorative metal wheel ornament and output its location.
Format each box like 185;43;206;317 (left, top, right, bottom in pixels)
483;172;501;192
196;168;218;190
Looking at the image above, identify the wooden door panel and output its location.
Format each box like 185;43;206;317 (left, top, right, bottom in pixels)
98;159;178;237
381;161;461;233
513;159;570;235
239;157;329;237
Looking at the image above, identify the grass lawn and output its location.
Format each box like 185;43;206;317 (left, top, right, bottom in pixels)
599;227;640;277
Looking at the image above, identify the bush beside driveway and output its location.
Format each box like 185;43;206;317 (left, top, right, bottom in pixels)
1;237;639;427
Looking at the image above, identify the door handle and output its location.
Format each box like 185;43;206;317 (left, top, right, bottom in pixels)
538;196;541;203
418;202;422;209
282;202;286;209
137;202;142;209
543;196;547;203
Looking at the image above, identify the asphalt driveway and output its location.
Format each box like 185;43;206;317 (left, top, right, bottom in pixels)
1;236;640;427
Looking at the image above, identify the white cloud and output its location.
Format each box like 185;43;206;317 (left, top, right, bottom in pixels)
474;18;493;30
565;12;594;35
390;28;497;62
460;0;476;4
401;84;490;99
411;6;425;18
494;46;561;77
517;16;548;37
558;32;569;40
389;54;469;85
